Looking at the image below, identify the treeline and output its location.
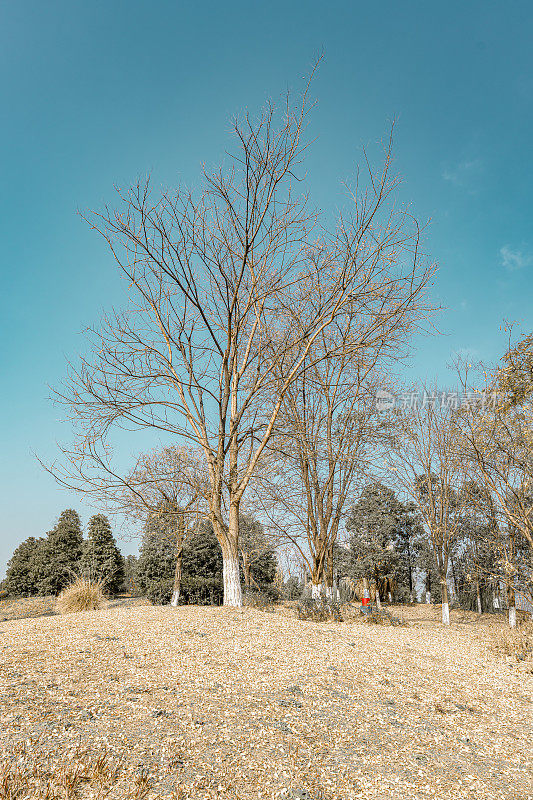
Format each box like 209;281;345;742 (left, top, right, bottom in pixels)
2;511;124;597
2;509;279;605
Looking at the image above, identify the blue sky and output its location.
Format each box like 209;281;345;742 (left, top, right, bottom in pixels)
1;0;532;575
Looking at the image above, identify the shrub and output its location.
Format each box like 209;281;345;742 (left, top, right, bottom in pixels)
242;589;275;611
359;607;406;626
55;577;107;614
296;598;343;622
491;622;533;665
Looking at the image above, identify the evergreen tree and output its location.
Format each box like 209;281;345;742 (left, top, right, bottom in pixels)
136;515;177;604
181;522;224;604
238;515;277;590
123;554;138;595
346;483;403;602
415;537;440;603
80;514;125;594
3;537;44;596
136;515;225;605
394;500;424;602
38;510;83;595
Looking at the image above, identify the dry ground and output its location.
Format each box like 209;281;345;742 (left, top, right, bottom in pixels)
0;603;531;800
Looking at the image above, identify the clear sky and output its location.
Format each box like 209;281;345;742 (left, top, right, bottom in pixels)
1;0;532;577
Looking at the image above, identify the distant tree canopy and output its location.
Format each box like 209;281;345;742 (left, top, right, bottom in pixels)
3;537;44;597
135;516;224;605
79;514;124;594
134;512;278;605
38;509;84;595
346;483;423;602
238;515;277;590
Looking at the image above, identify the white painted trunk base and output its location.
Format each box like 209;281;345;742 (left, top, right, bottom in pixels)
476;595;482;614
509;606;517;629
493;595;500;610
442;601;450;625
425;591;431;604
311;583;322;599
223;553;242;607
170;590;179;607
388;592;393;603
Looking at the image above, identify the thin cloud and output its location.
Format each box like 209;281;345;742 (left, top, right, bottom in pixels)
500;245;533;272
442;158;483;187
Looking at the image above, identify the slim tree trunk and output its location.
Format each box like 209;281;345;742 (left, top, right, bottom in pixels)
475;580;482;615
170;514;184;607
441;576;450;625
450;554;459;604
507;581;516;629
425;572;431;604
374;579;382;611
324;544;334;600
242;553;252;589
170;549;182;607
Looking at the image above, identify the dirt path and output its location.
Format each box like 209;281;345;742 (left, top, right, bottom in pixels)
0;605;531;799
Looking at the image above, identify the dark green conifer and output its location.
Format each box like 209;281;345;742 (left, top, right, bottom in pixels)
38;509;83;595
80;514;125;594
3;537;44;596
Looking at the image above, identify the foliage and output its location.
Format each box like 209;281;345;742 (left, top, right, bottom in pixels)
79;514;125;594
122;554;139;595
238;515;278;590
242;588;276;611
346;483;414;599
37;509;84;595
136;517;225;605
180;523;224;604
283;576;302;600
55;576;106;613
3;536;44;596
359;607;406;626
135;516;177;604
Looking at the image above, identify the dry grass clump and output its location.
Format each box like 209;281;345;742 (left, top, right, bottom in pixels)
0;744;156;800
55;577;107;614
296;598;343;622
359;607;407;626
490;620;533;667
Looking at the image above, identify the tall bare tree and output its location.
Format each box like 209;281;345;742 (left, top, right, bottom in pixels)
47;72;434;606
455;358;533;626
253;367;380;598
385;389;469;624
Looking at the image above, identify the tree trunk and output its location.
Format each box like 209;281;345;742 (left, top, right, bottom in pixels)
507;582;516;629
450;554;459;604
170;515;184;607
441;577;450;625
242;553;251;589
311;583;323;599
475;580;482;615
170;549;182;607
220;505;242;607
374;580;382;611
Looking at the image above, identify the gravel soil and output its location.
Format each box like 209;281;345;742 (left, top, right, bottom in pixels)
0;604;531;799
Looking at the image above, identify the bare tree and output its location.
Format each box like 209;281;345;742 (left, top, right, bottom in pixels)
121;446;208;606
454;361;533;626
252;297;431;601
47;71;434;607
254;368;380;599
385;389;469;624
